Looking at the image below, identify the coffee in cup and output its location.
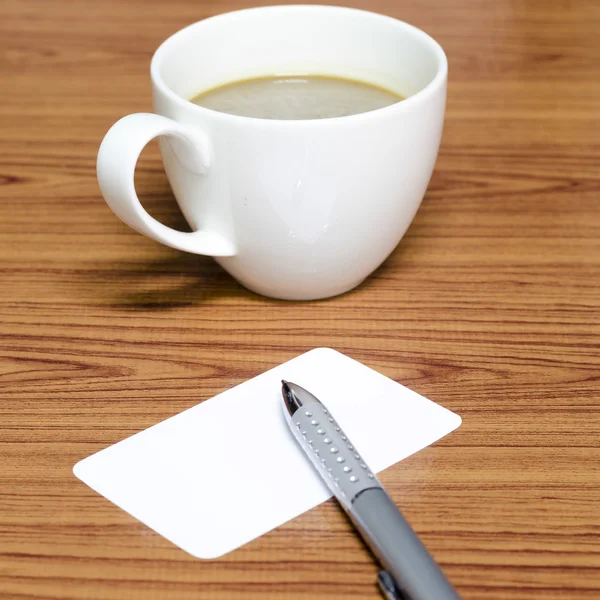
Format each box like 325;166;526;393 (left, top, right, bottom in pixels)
97;6;447;300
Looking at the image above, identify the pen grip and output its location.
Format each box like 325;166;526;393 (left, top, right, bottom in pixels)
289;398;381;509
350;488;461;600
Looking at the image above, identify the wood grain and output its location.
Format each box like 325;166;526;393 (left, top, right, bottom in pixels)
1;0;599;598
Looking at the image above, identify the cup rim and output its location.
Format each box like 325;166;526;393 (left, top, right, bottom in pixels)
150;5;448;126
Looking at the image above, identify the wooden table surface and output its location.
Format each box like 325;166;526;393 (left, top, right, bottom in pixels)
2;0;599;598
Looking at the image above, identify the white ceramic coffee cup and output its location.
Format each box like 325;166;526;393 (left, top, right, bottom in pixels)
97;5;447;300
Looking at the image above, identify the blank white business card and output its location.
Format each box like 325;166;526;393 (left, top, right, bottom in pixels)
73;348;461;559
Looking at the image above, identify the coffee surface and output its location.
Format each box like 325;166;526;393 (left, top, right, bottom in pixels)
190;75;403;119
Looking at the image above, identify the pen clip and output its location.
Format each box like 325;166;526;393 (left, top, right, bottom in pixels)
377;570;403;600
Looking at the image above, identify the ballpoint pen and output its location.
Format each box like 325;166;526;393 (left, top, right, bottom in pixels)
281;380;461;600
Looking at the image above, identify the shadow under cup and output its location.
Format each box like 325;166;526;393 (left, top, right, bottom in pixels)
150;6;447;300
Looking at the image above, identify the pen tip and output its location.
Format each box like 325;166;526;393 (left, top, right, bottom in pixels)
281;380;300;416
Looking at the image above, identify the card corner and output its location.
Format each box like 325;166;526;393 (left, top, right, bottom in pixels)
72;459;85;480
307;346;341;359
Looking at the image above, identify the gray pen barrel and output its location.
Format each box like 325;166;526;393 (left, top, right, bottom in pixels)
350;488;461;600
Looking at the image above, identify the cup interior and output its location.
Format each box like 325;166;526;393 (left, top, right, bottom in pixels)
152;6;447;107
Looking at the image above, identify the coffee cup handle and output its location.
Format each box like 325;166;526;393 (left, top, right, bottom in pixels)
96;113;236;256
